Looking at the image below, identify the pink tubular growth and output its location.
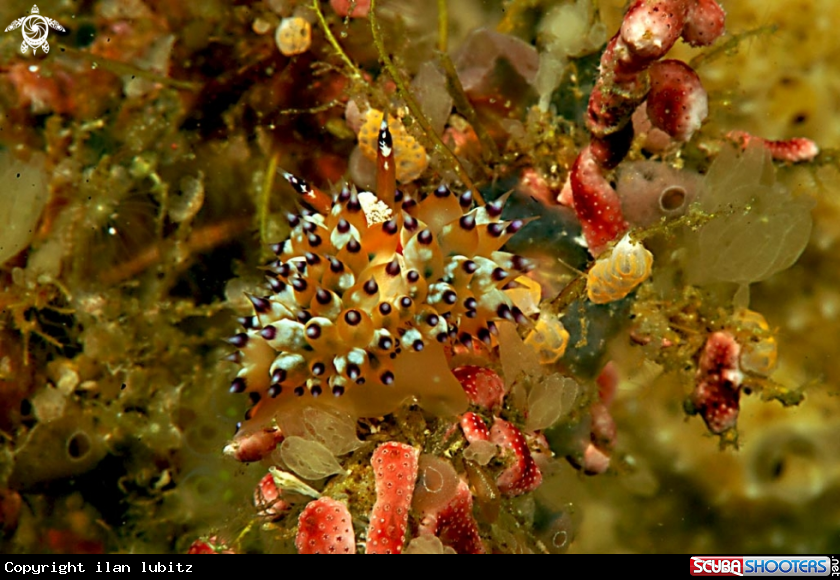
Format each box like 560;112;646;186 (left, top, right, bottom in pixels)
569;0;725;254
452;365;505;411
330;0;371;18
569;145;629;254
366;442;419;554
490;418;543;497
691;331;743;434
418;479;486;554
254;472;290;520
223;426;283;463
460;412;491;443
727;130;820;163
296;497;356;554
646;60;708;142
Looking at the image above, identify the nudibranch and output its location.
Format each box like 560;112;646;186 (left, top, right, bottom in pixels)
227;119;533;428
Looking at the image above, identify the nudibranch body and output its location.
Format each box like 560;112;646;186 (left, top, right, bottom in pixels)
227;121;533;429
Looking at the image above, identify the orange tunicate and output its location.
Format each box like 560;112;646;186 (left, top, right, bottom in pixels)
524;311;570;364
733;308;778;376
275;17;311;57
586;233;653;304
358;109;428;183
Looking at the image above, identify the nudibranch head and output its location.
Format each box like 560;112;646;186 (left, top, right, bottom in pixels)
358;109;429;184
227;120;532;427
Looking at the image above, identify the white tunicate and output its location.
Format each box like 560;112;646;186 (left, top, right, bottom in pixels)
279;436;345;480
0;152;49;266
169;173;205;223
267;467;321;499
32;385;67;423
538;0;605;59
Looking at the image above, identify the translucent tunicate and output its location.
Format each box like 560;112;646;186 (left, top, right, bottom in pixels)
498;321;542;389
409;62;453;137
9;408;106;488
744;426;833;504
412;455;459;514
525;374;578;432
464;460;501;523
463;440;497;465
278;436;345;480
302;407;361;456
178;466;227;508
535;510;575;554
169;173;204;223
182;411;229;458
685;143;813;285
403;535;456;554
0;152;49;266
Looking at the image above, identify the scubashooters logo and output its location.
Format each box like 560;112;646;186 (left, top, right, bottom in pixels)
692;558;744;577
691;556;833;577
5;5;65;55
